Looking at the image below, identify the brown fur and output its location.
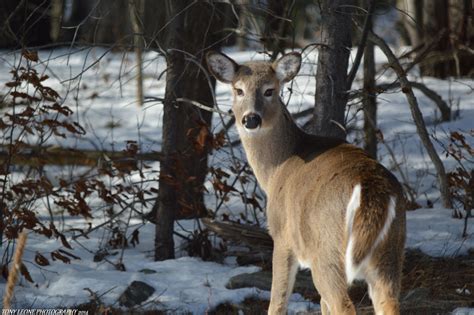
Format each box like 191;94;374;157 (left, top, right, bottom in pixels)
207;52;406;315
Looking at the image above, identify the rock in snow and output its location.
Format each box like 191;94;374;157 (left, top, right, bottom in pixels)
119;281;155;307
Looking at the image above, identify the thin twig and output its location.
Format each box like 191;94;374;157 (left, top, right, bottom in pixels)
176;98;232;116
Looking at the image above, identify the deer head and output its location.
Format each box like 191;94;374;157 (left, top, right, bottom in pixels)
206;52;301;135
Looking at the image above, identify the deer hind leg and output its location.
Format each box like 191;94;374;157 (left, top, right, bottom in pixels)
320;298;330;315
366;228;404;314
367;276;400;315
366;258;402;315
311;263;356;315
268;243;298;315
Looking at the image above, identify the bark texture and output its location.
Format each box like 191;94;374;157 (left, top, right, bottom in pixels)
306;0;352;139
154;1;225;261
363;18;377;159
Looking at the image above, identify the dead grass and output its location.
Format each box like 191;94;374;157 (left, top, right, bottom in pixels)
402;249;474;304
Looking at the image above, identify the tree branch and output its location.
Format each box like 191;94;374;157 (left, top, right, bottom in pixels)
348;81;452;123
346;0;376;90
377;81;451;122
367;31;452;208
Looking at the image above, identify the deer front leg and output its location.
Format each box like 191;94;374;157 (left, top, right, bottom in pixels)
268;242;298;315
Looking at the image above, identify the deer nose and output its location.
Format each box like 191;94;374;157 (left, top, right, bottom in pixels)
242;113;262;130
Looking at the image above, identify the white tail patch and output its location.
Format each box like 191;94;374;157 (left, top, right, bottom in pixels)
345;188;397;284
345;184;361;284
373;196;397;250
345;184;361;236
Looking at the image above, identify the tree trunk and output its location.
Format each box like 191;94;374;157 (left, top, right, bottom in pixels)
265;0;290;60
363;18;377;159
305;0;352;139
79;0;131;46
0;0;51;48
128;0;144;106
154;1;225;261
396;0;423;47
50;0;63;42
143;0;168;48
420;0;451;78
399;0;474;78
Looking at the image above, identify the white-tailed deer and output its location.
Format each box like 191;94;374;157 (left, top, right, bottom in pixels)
206;51;406;315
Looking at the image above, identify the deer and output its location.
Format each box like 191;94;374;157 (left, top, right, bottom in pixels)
206;51;406;315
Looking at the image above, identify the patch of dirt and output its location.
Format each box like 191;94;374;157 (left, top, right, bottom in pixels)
402;249;474;304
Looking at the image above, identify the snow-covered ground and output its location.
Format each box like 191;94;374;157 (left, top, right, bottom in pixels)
0;47;473;313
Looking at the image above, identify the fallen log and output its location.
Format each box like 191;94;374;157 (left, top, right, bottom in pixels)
202;217;273;250
226;270;318;298
226;270;369;306
0;144;161;167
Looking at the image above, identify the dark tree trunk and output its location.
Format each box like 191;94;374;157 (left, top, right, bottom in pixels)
79;0;131;45
399;0;474;78
0;0;51;48
58;0;168;47
420;0;451;78
264;0;291;60
154;1;225;261
54;0;91;43
363;18;377;159
305;0;352;139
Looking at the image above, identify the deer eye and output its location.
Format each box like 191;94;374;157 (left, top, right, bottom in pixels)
264;89;274;97
235;88;244;96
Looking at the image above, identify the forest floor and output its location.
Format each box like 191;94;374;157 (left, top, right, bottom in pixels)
73;248;474;314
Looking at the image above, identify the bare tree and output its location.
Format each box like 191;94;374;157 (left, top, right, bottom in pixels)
368;31;452;209
50;0;63;42
78;0;131;45
154;1;225;260
305;0;352;139
398;0;474;78
363;13;377;159
128;0;144;106
264;0;292;60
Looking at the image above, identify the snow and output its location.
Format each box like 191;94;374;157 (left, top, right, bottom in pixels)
453;308;474;315
0;45;473;312
5;221;318;313
15;255;263;311
407;208;473;257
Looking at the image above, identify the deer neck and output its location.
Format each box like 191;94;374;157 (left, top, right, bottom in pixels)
239;107;300;192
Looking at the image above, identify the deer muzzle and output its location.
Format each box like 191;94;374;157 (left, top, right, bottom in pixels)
242;113;262;130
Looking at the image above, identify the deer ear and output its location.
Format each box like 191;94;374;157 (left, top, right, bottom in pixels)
273;52;301;83
206;51;238;84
